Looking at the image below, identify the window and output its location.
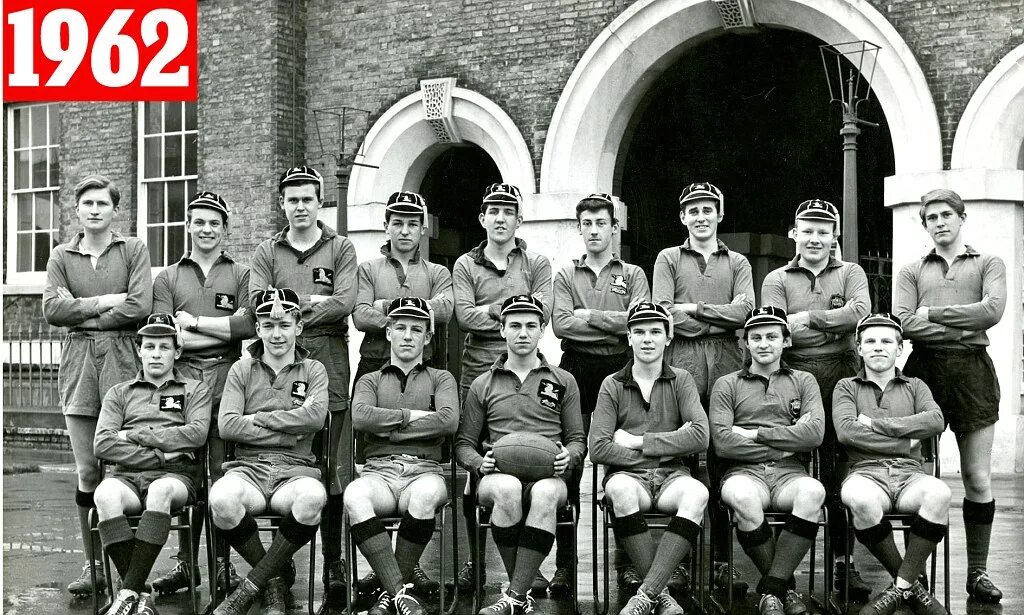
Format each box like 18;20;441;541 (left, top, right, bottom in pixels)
137;101;197;267
6;104;60;282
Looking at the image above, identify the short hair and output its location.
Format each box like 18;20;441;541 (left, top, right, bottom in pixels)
186;207;228;225
918;188;966;223
741;323;791;342
856;326;903;346
74;175;120;208
256;311;302;325
135;332;181;350
575;197;618;225
499;310;544;327
280;179;321;200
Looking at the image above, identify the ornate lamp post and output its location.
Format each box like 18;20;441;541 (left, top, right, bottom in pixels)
312;106;375;234
819;40;880;264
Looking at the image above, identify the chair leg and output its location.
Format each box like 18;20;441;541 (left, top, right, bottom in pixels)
439;508;447;615
473;508;483;614
306;533;317;615
205;508;217;615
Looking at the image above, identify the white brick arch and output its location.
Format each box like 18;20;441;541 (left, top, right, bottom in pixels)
540;0;943;193
952;42;1024;170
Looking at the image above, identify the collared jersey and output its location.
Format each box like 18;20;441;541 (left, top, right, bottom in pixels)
552;254;650;355
153;251;255;360
219;342;329;465
833;370;945;465
710;367;825;464
894;246;1006;349
352;243;454;360
455;353;585;473
452;238;552;341
652;239;755;338
249;221;358;336
94;370;211;470
43;231;153;332
761;256;870;357
352;363;459;462
589;361;709;474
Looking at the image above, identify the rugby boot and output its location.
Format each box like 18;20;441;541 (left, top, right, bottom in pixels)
67;560;106;597
758;594;785;615
858;583;903;615
712;561;748;597
135;592;160;615
905;580;948;615
618;588;657;615
260;576;289;615
107;588;140;615
549;566;571;598
666;564;690;596
358;570;382;595
783;590;808;615
966;569;1002;603
411;565;440;596
478;589;528;615
213;577;259;615
835;560;872;602
152;557;199;595
654;589;685;615
448;561;485;593
326;558;348;606
367;589;393;615
393;583;425;615
617;565;643;595
215;558;240;594
530;570;549;597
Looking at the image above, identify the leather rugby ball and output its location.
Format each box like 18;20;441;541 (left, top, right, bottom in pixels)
491;432;559;482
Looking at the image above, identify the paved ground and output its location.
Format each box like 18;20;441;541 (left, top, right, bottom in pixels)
3;450;1021;615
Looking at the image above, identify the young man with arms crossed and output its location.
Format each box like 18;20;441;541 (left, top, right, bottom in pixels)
250;166;358;603
150;191;254;595
345;297;460;615
834;313;949;615
760;200;871;599
894;188;1006;603
93;314;212;615
551;193;650;596
210;288;329;615
711;306;826;615
652;182;754;597
456;295;586;615
589;302;709;615
452;183;553;592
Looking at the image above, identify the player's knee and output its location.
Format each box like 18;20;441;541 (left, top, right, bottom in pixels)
93;480;122;518
529;480;563;511
408;481;447;518
723;484;760;515
796;479;826;508
77;461;102;490
293;484;327;519
144;478;178;511
921;479;952;511
961;465;991;490
342;481;372;515
841;486;878;520
686;480;710;509
604;476;640;512
208;480;244;519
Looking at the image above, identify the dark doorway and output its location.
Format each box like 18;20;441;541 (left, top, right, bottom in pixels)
419;144;502;381
617;28;895;309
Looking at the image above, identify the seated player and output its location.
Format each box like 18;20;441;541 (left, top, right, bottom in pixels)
344;297;459;615
209;288;328;615
589;302;710;615
93;313;212;615
834;314;948;615
455;295;586;615
710;307;826;615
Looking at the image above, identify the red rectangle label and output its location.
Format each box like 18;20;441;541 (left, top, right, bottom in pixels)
3;0;197;101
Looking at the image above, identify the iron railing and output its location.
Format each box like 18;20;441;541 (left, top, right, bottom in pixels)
861;252;892;312
2;323;65;412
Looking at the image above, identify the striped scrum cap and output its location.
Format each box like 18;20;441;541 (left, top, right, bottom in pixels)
187;191;229;218
255;287;300;318
482;183;523;209
795;198;841;235
583;192;614;206
385;191;429;228
137;312;182;346
500;294;544;319
627;301;674;338
679;182;724;216
745;306;789;331
278;165;324;193
857;312;903;335
388;297;435;332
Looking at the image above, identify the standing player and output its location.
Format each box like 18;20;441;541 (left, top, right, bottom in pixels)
760;199;871;599
551;193;649;595
250;166;358;603
652;182;754;595
210;288;329;615
589;302;709;615
894;189;1006;603
452;183;553;592
43;175;153;596
93;314;212;615
150;191;253;595
345;297;459;615
834;313;948;615
456;294;586;615
711;306;826;615
352;190;453;382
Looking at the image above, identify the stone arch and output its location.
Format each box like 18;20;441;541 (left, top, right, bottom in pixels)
952;43;1024;170
540;0;943;193
349;87;535;206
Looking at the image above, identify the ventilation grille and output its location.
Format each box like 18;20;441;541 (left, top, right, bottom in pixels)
712;0;757;30
420;77;461;143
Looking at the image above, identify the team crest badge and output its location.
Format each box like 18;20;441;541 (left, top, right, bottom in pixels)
829;294;846;309
313;267;334;286
610;274;628;296
160;395;185;412
291;381;308;407
537;379;565;410
788;399;802;422
215;293;236;311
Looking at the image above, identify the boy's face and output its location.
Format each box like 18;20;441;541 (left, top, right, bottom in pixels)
479;204;521;244
578;208;617;255
679;198;722;243
280;183;321;232
500;312;543;357
77;187;117;233
857;325;901;373
385;213;423;253
187;208;226;253
386;316;432;362
137;336;181;379
745;324;789;367
627;321;669;365
794;219;836;266
922;202;964;247
257;314;303;358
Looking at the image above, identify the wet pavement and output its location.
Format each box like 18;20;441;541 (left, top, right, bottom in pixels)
3;453;1022;615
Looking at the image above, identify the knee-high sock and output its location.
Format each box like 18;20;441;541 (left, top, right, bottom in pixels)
98;515;135;579
613;512;655;576
395;513;435;583
351;516;402;594
854;521;902;577
249;513;318;589
737;520;775;576
76;490;97;561
123;511;171;593
767;515;818;583
509;526;555;596
899;516;946;583
963;499;994;572
221;513;267;568
644;517;701;595
491;523;520;579
322;493;345;563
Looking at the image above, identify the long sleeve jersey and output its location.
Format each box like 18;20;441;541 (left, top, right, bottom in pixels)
352;243;454;361
153;251;255;360
652;240;755;339
43;232;153;332
760;256;870;357
452;239;552;342
894;247;1006;349
710;367;825;465
352;363;459;462
589;361;709;474
456;353;585;475
249;221;358;336
218;342;328;465
94;370;211;470
833;370;945;465
552;254;650;356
